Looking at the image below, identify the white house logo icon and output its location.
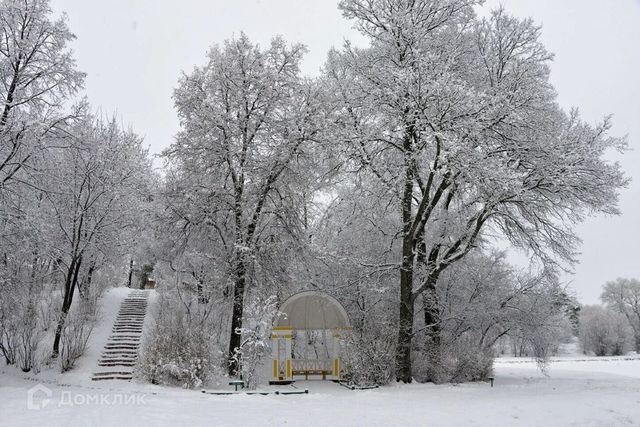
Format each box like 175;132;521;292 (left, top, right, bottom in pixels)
27;384;52;410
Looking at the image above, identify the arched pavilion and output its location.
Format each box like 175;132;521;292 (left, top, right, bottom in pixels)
270;290;351;384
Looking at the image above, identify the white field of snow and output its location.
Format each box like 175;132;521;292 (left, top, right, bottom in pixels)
1;288;640;427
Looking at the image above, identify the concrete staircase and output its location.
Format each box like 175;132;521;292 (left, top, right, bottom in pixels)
92;290;148;381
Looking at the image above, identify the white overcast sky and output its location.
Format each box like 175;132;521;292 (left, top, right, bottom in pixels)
49;0;640;305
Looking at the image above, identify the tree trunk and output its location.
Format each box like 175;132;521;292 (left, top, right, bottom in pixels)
127;258;134;288
422;273;441;343
78;262;94;299
396;260;414;383
395;135;416;383
52;256;83;356
422;272;442;381
227;259;246;376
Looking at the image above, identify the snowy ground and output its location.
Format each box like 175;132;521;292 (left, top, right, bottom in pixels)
1;288;640;426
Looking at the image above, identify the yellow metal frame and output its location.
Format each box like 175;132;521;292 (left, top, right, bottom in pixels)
271;317;351;382
271;334;292;339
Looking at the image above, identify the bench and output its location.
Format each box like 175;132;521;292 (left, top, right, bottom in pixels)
292;369;333;381
229;380;245;391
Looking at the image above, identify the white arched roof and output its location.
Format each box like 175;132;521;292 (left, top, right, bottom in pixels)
275;290;351;330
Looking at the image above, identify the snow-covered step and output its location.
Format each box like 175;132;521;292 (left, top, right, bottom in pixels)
100;357;137;362
99;362;137;367
92;290;149;382
104;345;140;351
104;343;140;348
92;372;134;381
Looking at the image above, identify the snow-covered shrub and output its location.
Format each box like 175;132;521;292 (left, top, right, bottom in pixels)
413;334;494;384
16;300;46;372
59;298;98;372
0;276;53;371
0;295;19;365
579;305;632;356
232;295;279;389
343;321;395;386
141;321;213;388
449;345;494;383
140;285;223;388
404;254;574;383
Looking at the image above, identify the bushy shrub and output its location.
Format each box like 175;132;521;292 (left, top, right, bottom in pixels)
16;300;45;372
141;323;213;388
413;335;494;384
0;282;56;371
59;298;97;372
579;305;632;356
140;289;222;388
343;322;395;386
0;297;19;365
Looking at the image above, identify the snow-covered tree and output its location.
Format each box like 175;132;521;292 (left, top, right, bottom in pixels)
579;305;632;356
0;0;84;193
163;33;325;376
0;0;85;369
45;111;152;356
328;0;628;382
601;278;640;352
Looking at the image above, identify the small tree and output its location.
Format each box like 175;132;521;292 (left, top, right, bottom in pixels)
579;305;631;356
601;278;640;352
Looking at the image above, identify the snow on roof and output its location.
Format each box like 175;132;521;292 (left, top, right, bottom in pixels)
275;290;350;330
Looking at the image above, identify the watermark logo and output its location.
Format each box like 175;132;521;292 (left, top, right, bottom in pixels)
27;384;52;410
26;384;147;410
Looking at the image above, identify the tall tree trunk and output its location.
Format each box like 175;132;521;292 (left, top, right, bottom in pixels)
52;256;82;356
396;254;414;383
395;132;416;383
422;271;442;381
227;258;246;376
